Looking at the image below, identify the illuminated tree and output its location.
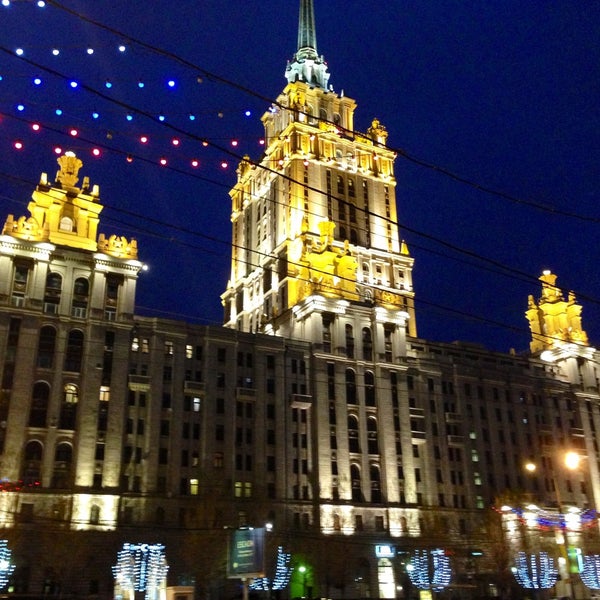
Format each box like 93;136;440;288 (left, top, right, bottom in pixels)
0;540;14;590
512;551;557;590
407;549;452;593
581;554;600;590
112;543;169;600
249;546;293;592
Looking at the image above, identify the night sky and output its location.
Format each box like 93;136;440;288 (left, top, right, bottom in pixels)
1;1;598;353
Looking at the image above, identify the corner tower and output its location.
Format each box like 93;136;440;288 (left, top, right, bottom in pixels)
222;1;416;354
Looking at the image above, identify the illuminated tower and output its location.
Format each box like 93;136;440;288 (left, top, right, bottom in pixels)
222;0;416;355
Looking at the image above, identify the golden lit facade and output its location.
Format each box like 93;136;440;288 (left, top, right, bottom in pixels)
1;3;600;600
221;2;416;345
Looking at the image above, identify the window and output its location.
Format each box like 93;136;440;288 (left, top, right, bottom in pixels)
99;386;110;402
185;344;193;359
60;383;78;429
30;382;50;427
346;369;357;404
71;277;89;318
348;415;360;453
64;330;84;372
364;371;375;406
362;327;373;361
37;326;56;368
345;324;354;359
44;272;62;314
164;341;174;356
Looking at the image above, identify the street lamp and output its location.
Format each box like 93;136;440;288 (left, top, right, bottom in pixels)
298;565;307;598
524;450;584;599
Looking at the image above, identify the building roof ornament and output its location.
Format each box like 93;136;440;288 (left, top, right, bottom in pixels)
3;152;138;257
285;0;331;90
56;151;84;190
526;270;593;359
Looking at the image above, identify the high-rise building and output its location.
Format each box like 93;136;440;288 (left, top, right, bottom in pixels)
0;3;598;600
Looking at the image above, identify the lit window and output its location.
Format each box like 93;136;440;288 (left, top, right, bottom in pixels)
131;337;139;352
189;478;199;495
165;341;174;355
244;482;252;497
234;481;243;497
64;383;78;404
193;397;201;412
185;344;193;359
142;338;149;353
99;386;110;402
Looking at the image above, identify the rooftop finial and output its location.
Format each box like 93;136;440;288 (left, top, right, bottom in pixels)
285;0;331;90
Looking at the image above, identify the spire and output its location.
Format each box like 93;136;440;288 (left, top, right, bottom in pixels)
297;0;318;59
285;0;331;90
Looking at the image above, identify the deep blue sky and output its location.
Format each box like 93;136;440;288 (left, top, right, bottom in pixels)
1;1;598;353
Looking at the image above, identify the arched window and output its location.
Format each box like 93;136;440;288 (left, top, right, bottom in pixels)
64;330;84;372
364;370;375;405
37;326;56;368
22;440;43;485
59;216;73;232
29;382;49;427
345;369;357;404
345;324;354;359
52;443;72;488
351;463;362;502
370;464;382;503
59;384;78;430
367;415;379;454
72;277;89;318
44;272;62;314
348;414;360;453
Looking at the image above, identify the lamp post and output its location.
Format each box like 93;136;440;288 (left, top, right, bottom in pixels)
298;565;307;598
525;451;583;600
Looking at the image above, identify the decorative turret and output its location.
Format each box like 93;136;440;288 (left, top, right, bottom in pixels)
2;152;138;259
526;270;592;358
285;0;330;90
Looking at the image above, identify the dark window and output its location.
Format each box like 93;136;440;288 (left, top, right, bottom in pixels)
64;330;84;372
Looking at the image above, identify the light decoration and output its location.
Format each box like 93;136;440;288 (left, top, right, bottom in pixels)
249;546;293;592
407;548;452;592
0;540;15;589
496;505;596;530
512;551;557;590
581;554;600;589
112;542;169;600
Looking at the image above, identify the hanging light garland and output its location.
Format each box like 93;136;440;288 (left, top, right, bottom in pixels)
495;505;597;531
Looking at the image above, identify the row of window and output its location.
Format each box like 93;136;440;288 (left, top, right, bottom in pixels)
12;266;120;318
